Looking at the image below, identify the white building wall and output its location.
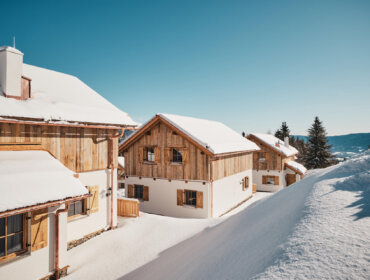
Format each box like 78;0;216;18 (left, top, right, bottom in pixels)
212;170;253;217
253;168;302;192
67;169;117;242
0;205;68;280
252;170;286;192
125;176;211;218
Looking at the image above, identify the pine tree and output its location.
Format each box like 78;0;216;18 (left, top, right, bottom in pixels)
275;122;290;140
305;117;336;169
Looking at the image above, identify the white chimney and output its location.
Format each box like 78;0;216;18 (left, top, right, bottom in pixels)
0;46;23;98
284;136;289;148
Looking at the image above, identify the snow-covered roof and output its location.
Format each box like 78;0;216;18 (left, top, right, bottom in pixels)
0;63;137;127
124;113;259;155
0;150;88;213
285;160;307;175
249;133;298;157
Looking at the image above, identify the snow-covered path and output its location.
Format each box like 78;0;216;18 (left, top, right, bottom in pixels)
123;153;370;280
65;191;271;280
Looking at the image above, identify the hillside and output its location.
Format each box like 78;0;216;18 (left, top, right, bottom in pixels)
295;133;370;159
122;152;370;280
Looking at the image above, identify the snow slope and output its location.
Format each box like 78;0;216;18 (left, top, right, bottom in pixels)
65;193;271;280
122;152;370;280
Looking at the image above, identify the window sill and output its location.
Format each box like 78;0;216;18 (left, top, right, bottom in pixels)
182;205;196;209
0;249;29;265
67;213;88;222
170;162;183;166
143;161;156;165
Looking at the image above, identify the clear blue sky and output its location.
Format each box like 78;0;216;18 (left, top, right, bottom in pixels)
1;0;369;135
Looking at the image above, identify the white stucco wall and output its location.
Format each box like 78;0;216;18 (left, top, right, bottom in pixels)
0;205;68;280
67;169;117;242
212;170;253;217
253;169;301;192
125;177;211;218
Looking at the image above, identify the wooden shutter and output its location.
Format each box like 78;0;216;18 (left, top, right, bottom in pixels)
262;176;267;184
154;147;161;164
139;147;144;163
246;177;249;188
177;189;183;206
265;152;270;161
89;185;99;213
253;153;258;160
196;191;203;209
143;186;149;201
183;148;189;164
242;178;246;191
274;176;279;185
165;148;171;164
31;208;48;252
128;184;134;198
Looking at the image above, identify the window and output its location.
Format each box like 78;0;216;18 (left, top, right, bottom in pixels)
243;176;249;191
118;183;125;189
258;152;266;162
266;177;275;185
0;214;26;260
144;147;155;162
68;199;86;218
262;175;279;185
134;185;144;199
172;148;183;163
184;190;197;206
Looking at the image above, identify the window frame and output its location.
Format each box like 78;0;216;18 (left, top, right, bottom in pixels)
134;185;144;200
67;199;87;220
171;148;183;164
184;190;197;207
0;213;27;263
144;147;155;163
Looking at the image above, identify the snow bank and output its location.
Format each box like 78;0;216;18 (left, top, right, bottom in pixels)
122;152;370;280
0;64;137;126
0;150;88;212
250;133;298;157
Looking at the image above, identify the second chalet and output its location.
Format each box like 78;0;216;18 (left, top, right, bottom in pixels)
119;113;260;218
247;133;307;192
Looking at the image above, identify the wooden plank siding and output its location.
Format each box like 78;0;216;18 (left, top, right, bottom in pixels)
251;140;284;171
123;120;253;182
211;152;252;181
123;122;210;181
0;123;118;172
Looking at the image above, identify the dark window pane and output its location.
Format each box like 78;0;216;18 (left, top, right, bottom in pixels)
7;214;23;234
135;185;143;199
0;218;4;236
172;149;182;163
76;200;84;215
68;203;75;217
0;237;4;257
7;232;23;254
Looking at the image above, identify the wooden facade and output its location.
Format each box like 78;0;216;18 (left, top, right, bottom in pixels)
122;119;253;182
0;122;118;172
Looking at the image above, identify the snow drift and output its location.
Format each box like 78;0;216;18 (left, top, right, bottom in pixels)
122;152;370;280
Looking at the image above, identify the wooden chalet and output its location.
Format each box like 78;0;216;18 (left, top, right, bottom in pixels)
247;133;307;192
120;113;259;218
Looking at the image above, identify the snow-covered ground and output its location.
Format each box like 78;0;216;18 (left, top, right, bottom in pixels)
65;152;369;279
120;152;370;280
65;192;271;280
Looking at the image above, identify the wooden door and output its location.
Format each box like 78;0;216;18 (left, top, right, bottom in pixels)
286;174;296;186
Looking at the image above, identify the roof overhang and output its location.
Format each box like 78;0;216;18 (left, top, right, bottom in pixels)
247;134;298;158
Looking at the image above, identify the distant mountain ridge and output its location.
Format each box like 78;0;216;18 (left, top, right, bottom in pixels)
294;133;370;159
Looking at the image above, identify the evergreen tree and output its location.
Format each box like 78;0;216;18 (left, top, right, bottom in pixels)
305;116;336;169
242;131;246;137
275;122;290;140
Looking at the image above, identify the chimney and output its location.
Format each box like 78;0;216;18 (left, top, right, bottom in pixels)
284;136;289;148
0;46;24;98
